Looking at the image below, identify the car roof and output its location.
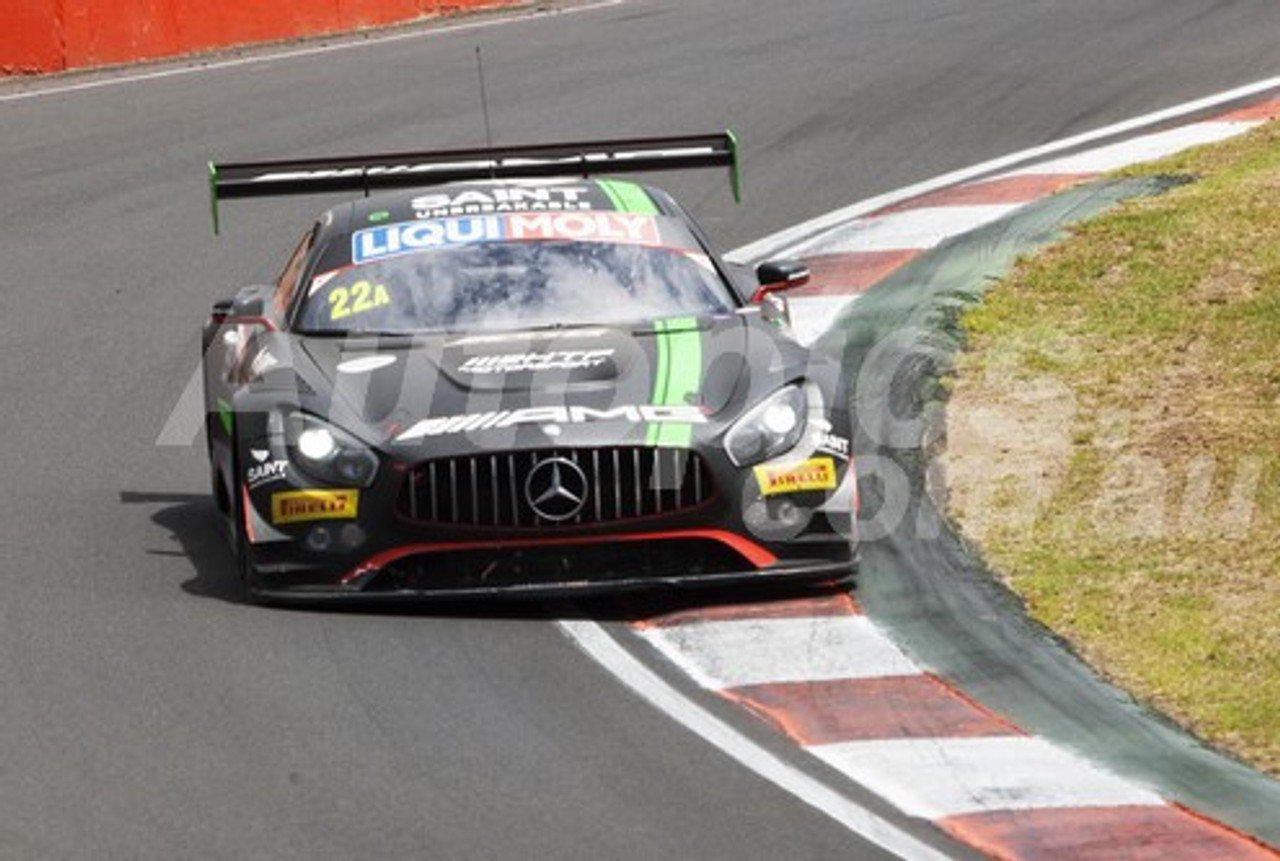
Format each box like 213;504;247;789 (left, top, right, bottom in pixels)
304;177;700;277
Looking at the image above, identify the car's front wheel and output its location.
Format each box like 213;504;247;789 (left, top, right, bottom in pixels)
231;510;266;605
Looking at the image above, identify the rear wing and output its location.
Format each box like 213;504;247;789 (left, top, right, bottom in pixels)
208;132;740;234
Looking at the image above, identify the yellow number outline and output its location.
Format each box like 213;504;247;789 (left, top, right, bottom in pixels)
328;280;391;322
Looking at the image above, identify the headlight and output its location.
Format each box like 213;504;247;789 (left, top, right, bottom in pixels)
285;412;379;487
725;384;809;466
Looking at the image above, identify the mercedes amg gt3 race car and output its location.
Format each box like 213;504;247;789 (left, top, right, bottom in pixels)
202;134;857;602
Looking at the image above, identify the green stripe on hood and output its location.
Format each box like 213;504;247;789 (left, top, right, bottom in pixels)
647;317;701;447
598;179;660;215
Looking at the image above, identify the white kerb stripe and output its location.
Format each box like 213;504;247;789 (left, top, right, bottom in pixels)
1018;121;1262;175
808;736;1165;820
795;204;1022;257
788;296;859;346
728;74;1280;264
558;620;957;860
638;616;920;690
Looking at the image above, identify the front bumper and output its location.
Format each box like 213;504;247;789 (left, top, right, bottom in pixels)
244;527;856;602
237;431;858;602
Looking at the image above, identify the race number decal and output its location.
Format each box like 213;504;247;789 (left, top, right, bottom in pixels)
329;280;391;322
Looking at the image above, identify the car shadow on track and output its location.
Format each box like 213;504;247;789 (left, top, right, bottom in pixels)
122;490;244;604
124;490;845;623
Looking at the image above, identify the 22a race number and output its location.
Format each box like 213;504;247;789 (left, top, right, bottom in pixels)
329;280;391;321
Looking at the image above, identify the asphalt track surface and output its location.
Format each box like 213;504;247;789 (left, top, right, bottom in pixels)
2;1;1279;857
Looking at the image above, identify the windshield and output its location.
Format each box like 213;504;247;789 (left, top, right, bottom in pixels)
295;214;737;334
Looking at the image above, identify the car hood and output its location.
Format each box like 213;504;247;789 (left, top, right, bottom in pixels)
285;313;806;456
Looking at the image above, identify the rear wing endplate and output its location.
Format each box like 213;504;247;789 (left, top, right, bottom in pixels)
208;132;740;234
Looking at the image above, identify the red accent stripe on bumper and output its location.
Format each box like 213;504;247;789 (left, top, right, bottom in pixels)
241;485;255;544
339;529;779;585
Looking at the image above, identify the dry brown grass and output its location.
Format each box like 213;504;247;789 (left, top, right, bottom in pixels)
946;120;1280;774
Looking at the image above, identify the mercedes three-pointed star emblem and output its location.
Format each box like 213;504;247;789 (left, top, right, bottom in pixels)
525;457;589;522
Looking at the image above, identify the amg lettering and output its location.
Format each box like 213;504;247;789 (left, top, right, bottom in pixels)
498;406;569;428
567;406;642;423
394;403;707;442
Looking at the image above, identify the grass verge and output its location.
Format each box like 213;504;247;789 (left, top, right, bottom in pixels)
945;118;1280;774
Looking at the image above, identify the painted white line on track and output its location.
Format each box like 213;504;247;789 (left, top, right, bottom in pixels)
0;1;623;104
1017;120;1260;175
638;615;919;689
557;81;1280;856
557;619;956;861
727;74;1280;264
808;736;1165;819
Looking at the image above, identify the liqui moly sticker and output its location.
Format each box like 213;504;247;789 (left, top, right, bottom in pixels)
352;213;661;264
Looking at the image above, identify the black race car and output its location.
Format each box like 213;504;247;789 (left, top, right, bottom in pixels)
202;134;857;602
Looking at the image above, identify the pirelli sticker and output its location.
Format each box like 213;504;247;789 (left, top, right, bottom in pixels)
270;489;359;525
754;457;837;496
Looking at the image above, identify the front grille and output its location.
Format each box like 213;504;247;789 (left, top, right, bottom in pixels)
399;447;715;528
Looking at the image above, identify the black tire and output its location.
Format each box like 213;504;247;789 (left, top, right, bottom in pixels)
232;509;265;606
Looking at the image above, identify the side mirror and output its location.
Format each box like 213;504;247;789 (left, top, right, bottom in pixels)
752;259;810;303
210;298;235;321
202;288;278;360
